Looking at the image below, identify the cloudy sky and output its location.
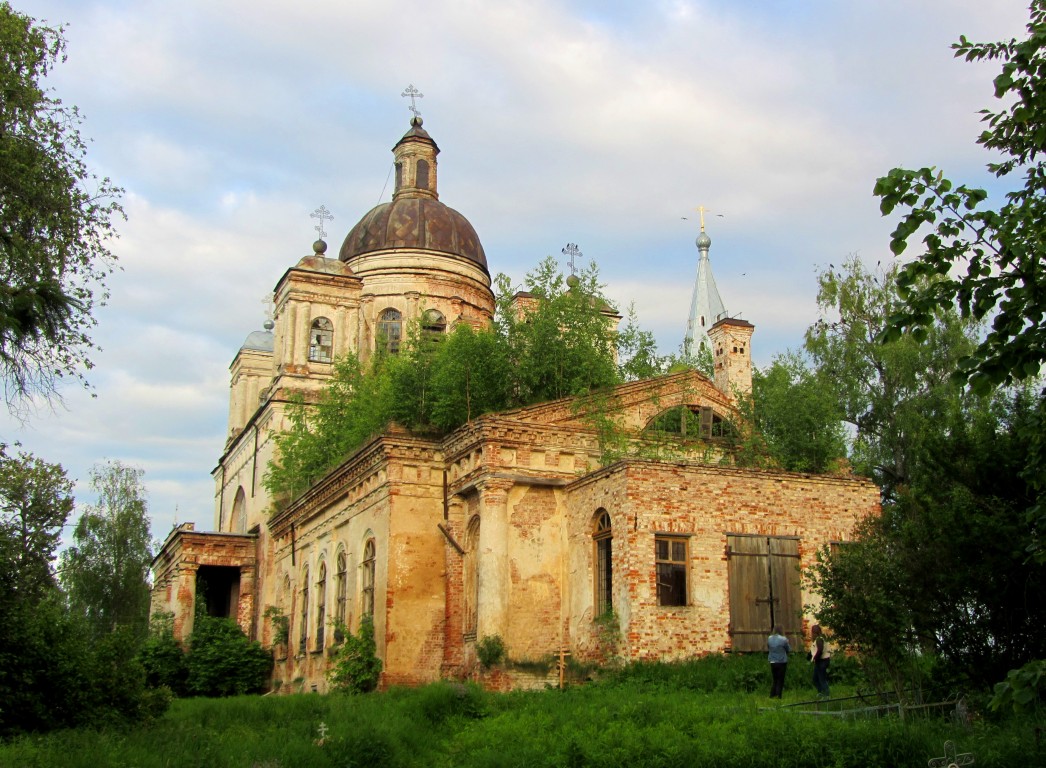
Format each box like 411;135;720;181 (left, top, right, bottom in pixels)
5;0;1031;544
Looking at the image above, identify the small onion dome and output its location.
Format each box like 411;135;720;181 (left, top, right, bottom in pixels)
240;327;274;353
696;231;712;250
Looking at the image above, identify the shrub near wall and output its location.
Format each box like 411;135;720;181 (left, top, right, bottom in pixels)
185;616;272;696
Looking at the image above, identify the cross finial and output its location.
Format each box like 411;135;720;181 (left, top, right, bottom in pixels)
562;243;582;276
402;84;424;119
310;204;333;240
696;205;709;232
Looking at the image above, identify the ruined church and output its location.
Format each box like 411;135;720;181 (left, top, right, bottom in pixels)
151;114;879;692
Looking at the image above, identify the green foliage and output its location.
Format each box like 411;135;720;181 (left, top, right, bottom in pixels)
991;659;1046;714
2;669;1043;768
266;257;667;505
60;460;153;640
476;634;506;669
804;256;977;498
750;352;849;473
328;615;382;694
0;442;73;600
0;3;123;409
186;615;273;697
263;604;290;648
138;611;188;695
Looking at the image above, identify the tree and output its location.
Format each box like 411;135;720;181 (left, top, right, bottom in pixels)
875;2;1046;394
0;442;73;600
0;3;122;410
803;256;977;499
266;258;666;505
61;461;153;640
749;353;848;474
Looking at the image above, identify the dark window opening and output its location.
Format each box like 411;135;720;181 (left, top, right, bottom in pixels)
361;539;376;617
656;536;688;606
316;563;327;650
645;406;735;440
299;566;310;655
416;159;430;190
594;511;612;616
395;162;402;192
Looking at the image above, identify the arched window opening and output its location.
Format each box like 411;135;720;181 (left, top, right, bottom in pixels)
463;516;480;638
232;487;247;533
299;566;310;655
394;162;403;193
316;562;327;650
422;309;446;340
416;159;430;190
377;309;402;354
593;510;612;616
336;550;348;628
361;539;376;617
645;406;734;440
309;317;334;363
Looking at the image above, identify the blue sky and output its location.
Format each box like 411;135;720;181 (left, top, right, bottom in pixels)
4;0;1031;544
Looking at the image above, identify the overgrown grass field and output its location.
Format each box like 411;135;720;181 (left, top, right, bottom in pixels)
2;656;1041;768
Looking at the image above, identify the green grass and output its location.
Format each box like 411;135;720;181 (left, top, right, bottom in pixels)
1;655;1041;768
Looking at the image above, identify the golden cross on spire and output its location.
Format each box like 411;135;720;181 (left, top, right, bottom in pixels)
696;205;709;232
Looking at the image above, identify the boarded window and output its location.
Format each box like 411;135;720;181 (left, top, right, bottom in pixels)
655;535;688;606
299;566;310;655
309;317;334;363
361;539;376;617
594;510;613;615
464;516;480;638
336;551;348;626
316;562;327;650
231;487;247;533
726;534;802;652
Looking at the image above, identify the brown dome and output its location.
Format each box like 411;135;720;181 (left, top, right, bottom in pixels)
338;197;488;273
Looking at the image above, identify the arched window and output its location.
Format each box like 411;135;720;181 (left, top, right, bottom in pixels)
463;516;480;637
232;487;247;533
377;309;402;354
309;317;334;363
299;566;310;654
422;309;446;337
316;562;327;649
336;550;348;626
593;510;612;616
394;162;403;193
361;539;376;617
416;159;430;190
645;406;733;440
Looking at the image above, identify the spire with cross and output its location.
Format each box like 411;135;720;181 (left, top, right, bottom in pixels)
561;243;582;276
402;84;424;119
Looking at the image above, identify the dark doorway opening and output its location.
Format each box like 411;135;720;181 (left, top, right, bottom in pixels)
196;565;241;619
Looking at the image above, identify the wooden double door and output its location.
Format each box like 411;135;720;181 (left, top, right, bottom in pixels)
726;534;803;652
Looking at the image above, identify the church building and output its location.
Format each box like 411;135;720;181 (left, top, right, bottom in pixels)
150;114;879;692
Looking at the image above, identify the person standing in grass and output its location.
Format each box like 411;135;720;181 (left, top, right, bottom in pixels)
810;624;832;698
767;625;790;699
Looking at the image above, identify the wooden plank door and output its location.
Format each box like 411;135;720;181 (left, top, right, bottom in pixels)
726;535;802;652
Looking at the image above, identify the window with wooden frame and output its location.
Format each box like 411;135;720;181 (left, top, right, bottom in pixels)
315;562;327;650
655;535;689;606
299;566;310;654
309;317;334;363
463;516;480;638
336;550;348;626
361;539;376;617
593;510;613;616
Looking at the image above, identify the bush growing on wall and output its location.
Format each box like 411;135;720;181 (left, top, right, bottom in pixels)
328;615;382;694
